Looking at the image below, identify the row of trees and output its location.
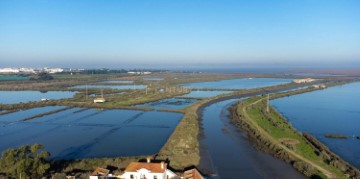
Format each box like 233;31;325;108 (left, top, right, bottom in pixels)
29;72;54;81
0;144;50;178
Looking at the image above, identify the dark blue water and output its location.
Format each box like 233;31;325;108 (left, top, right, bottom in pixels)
136;98;197;110
0;106;66;124
0;91;76;104
182;78;292;89
0;108;183;159
200;99;304;178
271;82;360;169
70;84;146;90
181;90;233;98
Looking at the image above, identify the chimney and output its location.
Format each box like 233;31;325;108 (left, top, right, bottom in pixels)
161;161;165;169
147;157;151;163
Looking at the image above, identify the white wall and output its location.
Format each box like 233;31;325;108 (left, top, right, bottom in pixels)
120;171;166;179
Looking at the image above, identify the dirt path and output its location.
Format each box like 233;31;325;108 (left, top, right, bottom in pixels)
242;98;339;179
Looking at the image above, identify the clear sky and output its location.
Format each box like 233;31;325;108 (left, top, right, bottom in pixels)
0;0;359;69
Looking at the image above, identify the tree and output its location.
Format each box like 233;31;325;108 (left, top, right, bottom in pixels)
0;144;50;178
30;72;54;81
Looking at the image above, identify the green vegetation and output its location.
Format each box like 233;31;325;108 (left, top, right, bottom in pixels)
0;144;147;178
50;156;146;178
156;78;355;171
30;72;54;81
157;100;203;169
0;144;50;179
232;96;360;178
0;72;357;177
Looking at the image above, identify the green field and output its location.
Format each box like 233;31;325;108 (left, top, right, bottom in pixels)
234;96;359;178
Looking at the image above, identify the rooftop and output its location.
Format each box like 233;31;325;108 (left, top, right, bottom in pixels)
124;162;167;173
91;167;110;176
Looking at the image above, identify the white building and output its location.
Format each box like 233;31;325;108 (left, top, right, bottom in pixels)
19;68;35;73
43;67;64;73
120;159;179;179
127;71;152;75
94;97;106;103
0;68;20;73
88;159;205;179
293;78;316;84
0;67;63;74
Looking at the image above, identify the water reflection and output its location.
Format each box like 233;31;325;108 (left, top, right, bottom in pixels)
0;108;183;159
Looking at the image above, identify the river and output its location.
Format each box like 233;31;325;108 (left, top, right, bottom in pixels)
199;99;305;178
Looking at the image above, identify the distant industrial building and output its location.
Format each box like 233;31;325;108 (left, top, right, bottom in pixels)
0;68;34;73
43;67;64;73
0;67;64;74
293;78;316;84
127;71;152;75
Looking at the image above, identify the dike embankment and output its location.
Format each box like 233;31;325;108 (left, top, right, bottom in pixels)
158;79;356;171
230;94;360;178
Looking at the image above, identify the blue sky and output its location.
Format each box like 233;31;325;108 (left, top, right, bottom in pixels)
0;0;359;69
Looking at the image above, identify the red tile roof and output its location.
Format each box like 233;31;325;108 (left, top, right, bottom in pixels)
91;167;110;176
125;162;167;173
183;169;204;179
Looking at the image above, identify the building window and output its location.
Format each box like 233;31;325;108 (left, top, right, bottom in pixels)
130;174;134;179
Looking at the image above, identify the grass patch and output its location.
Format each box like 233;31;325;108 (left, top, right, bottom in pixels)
234;96;359;178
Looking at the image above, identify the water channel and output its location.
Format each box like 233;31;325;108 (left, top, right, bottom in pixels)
200;99;305;178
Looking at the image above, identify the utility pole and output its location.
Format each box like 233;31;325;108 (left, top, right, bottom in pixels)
266;94;270;113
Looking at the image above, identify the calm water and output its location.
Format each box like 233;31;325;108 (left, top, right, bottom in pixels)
182;78;292;89
0;75;28;81
0;91;76;104
97;80;133;84
271;82;360;169
136;98;197;110
200;99;304;178
0;106;65;124
181;90;233;98
0;108;183;159
70;84;146;90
